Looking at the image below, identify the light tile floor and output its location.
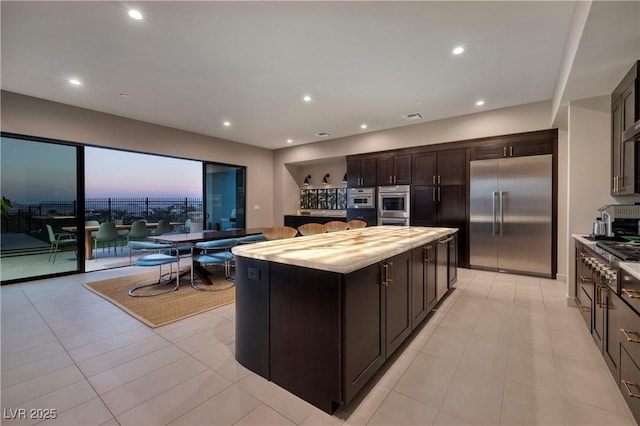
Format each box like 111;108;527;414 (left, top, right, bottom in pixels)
1;267;637;425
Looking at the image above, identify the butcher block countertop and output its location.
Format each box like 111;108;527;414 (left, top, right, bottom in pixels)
232;225;457;274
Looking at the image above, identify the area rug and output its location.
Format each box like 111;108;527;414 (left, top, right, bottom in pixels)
83;268;235;328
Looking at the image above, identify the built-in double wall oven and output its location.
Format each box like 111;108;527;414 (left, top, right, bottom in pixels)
378;185;410;226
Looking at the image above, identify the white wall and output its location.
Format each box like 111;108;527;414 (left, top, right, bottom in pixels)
566;96;640;296
1;91;275;228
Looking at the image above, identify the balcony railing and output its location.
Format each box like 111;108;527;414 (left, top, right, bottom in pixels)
1;197;203;233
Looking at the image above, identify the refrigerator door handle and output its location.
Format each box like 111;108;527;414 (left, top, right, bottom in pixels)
492;191;497;236
499;191;505;236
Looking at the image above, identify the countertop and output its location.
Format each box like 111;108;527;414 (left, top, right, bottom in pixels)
573;234;598;248
232;225;457;274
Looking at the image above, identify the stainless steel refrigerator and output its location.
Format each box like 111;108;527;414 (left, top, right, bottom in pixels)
469;154;552;277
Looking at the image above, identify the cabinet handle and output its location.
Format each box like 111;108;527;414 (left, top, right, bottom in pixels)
503;146;507;157
381;264;389;286
622;288;640;299
509;146;513;157
433;175;436;185
388;261;394;285
622;380;640;399
437;187;441;202
579;305;590;313
579;275;592;282
621;329;640;344
432;187;436;202
619;176;624;191
437;175;441;185
595;285;601;308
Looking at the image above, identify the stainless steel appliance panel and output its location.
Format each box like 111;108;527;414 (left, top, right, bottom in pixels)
469;155;552;277
378;185;410;219
469;159;499;269
347;187;375;209
497;155;552;275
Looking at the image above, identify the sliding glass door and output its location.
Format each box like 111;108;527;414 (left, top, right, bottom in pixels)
203;163;246;231
1;135;82;283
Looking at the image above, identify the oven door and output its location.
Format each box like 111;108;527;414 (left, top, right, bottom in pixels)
378;217;409;226
348;195;374;209
378;192;410;218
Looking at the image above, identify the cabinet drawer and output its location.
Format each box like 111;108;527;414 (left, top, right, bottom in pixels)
620;346;640;422
577;285;592;329
620;297;640;365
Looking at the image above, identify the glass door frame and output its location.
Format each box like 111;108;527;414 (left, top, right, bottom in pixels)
202;161;246;232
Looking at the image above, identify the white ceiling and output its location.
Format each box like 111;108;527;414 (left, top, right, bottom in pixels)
1;1;638;150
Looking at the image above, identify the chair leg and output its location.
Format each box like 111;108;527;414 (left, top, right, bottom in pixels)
128;259;181;297
52;241;59;264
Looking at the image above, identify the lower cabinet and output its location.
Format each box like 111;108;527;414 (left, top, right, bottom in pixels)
344;251;412;402
411;243;437;329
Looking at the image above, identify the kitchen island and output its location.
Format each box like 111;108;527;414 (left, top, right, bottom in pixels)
232;226;458;413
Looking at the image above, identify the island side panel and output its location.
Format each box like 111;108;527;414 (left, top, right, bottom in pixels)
269;263;343;414
235;256;270;379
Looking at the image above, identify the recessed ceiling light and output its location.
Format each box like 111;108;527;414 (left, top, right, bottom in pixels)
452;46;464;55
303;95;312;102
128;9;143;20
69;78;82;86
475;100;485;106
223;121;231;127
360;124;368;129
287;139;293;144
119;93;128;98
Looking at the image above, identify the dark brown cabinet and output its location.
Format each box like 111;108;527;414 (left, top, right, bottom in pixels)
346;208;377;227
411;149;467;266
410;244;437;329
470;138;552;161
575;242;594;331
344;250;411;402
611;60;639;195
377;153;411;185
347;157;377;188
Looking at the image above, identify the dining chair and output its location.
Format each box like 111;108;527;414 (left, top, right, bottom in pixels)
324;221;349;232
191;238;238;291
94;222;121;261
127;219;149;242
297;223;326;236
129;244;181;297
262;226;298;240
347;219;367;229
46;224;76;263
85;220;99;239
153;219;172;236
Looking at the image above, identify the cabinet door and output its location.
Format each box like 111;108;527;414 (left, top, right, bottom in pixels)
425;244;437;311
412;152;436;185
361;158;378;187
604;287;621;381
448;234;457;287
344;262;386;403
385;251;412;357
394;154;412;184
437;185;466;224
612;98;623;195
620;83;637;195
346;159;362;187
411;185;436;226
508;139;553;157
593;283;605;351
470;142;508;160
377;154;395;185
437;149;466;185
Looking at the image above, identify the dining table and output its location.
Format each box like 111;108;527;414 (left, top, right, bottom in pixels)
149;227;268;286
62;222;182;260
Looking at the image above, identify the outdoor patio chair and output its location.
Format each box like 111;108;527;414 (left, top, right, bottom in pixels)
191;238;238;291
129;245;181;297
46;224;76;264
152;219;172;236
94;222;121;261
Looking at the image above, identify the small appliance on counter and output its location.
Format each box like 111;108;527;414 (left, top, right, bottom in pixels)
596;204;640;239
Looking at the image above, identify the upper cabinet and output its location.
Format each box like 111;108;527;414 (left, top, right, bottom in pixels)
611;60;639;196
470;137;553;161
376;153;411;185
346;157;377;188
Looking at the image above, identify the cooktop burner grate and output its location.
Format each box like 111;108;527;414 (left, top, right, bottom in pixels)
596;240;640;262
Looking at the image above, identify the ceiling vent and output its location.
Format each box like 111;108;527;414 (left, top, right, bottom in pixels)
315;132;332;137
402;112;424;121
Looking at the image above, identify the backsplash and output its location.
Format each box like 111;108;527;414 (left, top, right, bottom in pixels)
300;188;347;210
